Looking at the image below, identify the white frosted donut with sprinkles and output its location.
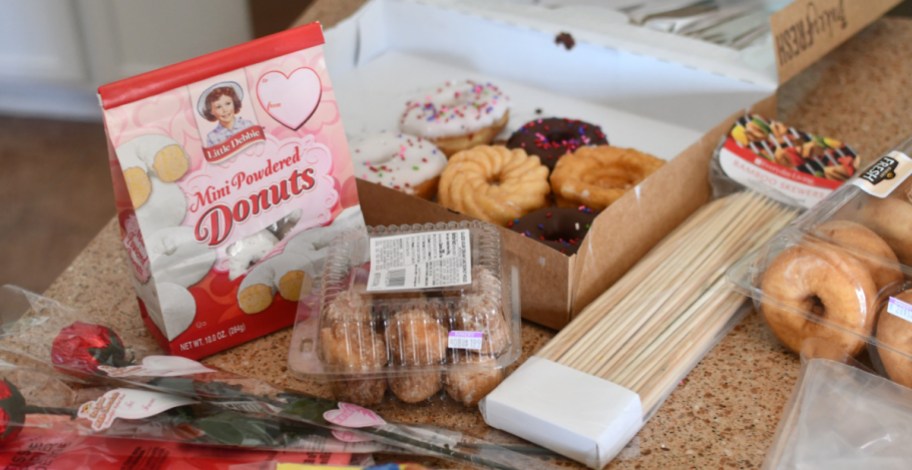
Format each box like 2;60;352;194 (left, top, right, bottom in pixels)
399;80;510;156
351;132;447;200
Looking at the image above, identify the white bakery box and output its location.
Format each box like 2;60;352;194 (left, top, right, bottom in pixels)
317;0;898;329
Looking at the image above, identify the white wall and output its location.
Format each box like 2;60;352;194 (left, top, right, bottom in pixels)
0;0;253;120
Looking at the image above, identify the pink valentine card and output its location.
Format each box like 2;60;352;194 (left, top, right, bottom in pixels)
98;23;365;359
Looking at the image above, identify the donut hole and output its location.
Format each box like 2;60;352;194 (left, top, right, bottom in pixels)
806;294;826;318
487;173;504;186
586;168;640;189
543;131;577;146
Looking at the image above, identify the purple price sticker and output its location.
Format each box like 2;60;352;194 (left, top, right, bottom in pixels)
888;297;912;324
448;331;484;351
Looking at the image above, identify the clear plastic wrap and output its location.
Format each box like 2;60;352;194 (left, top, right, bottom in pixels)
765;357;912;469
0;358;379;459
729;138;912;388
288;221;521;407
0;286;555;470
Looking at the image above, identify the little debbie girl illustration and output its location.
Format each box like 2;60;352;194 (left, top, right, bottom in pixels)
199;81;255;147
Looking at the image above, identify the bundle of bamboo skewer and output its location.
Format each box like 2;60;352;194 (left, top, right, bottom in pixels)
537;190;799;413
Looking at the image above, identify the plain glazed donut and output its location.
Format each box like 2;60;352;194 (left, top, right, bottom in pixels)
812;220;903;293
400;80;510;156
875;289;912;388
506;117;608;171
760;241;878;357
550;145;664;210
438;145;550;226
846;196;912;266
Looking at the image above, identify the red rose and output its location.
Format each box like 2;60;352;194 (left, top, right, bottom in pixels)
0;379;25;443
50;322;131;376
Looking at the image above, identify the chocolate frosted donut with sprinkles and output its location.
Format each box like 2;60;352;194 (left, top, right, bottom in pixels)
350;131;447;200
399;80;510;157
506;117;608;172
508;206;597;255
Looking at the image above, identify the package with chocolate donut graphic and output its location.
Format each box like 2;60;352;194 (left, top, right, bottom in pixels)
98;23;364;359
287;221;521;407
728;138;912;389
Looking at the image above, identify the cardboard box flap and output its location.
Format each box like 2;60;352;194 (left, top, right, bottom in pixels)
438;0;900;88
449;0;779;88
569;141;712;315
570;95;778;316
771;0;901;83
325;0;774;133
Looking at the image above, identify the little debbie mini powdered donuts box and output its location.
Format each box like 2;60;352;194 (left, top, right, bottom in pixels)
98;23;364;359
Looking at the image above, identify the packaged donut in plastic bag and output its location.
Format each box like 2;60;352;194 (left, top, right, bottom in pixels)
97;23;363;358
287;221;521;407
729;138;912;388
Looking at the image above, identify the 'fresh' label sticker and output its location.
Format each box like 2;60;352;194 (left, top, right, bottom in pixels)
367;229;472;292
448;331;484;350
853;151;912;198
887;296;912;324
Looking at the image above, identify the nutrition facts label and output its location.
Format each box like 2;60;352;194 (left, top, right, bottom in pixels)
367;229;472;292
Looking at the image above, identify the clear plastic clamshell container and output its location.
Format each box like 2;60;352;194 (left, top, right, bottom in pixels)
288;220;521;407
728;141;912;389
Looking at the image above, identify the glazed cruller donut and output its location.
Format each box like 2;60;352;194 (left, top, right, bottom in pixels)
290;221;520;407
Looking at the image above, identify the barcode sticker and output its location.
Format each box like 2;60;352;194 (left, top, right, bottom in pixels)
448;331;484;350
366;229;472;292
887;297;912;324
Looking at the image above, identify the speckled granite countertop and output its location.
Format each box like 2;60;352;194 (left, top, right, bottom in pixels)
41;2;912;468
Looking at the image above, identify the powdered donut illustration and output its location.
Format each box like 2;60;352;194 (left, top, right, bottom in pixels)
226;229;279;280
157;282;197;340
117;135;191;209
146;226;217;289
237;250;321;314
268;209;302;240
131;278;165;333
135;178;187;235
286;205;366;254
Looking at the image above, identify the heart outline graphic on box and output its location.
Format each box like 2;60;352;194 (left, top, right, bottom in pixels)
256;67;322;130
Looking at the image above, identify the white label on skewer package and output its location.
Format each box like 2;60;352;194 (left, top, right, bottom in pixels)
448;330;484;350
887;297;912;324
366;229;472;292
481;357;643;469
852;151;912;198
